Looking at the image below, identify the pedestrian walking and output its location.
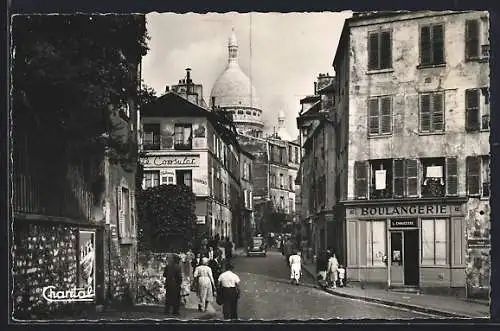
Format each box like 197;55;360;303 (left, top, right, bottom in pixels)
327;253;339;288
209;253;223;283
224;237;233;261
207;246;215;260
316;249;330;285
163;254;183;316
193;257;216;312
217;262;240;320
288;251;302;285
338;264;346;287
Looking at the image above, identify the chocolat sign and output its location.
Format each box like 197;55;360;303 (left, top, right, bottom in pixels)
142;156;199;167
360;204;448;217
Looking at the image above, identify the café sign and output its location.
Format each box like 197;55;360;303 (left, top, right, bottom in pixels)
359;204;448;217
141;155;200;168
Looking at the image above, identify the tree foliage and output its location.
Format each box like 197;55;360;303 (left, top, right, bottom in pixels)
137;184;197;252
12;14;149;166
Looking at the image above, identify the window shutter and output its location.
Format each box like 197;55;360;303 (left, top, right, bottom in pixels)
354;161;368;199
393;159;405;198
368;32;379;70
117;187;125;238
465;89;480;131
466;20;480;59
368;98;380;135
420;94;431;132
432;24;444;64
130;190;135;236
466;156;481;195
445;157;458;196
406;159;419;197
432;92;444;132
380;97;392;134
380;31;392;69
420;26;432;65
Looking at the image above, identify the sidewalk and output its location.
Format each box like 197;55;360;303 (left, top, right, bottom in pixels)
302;262;489;318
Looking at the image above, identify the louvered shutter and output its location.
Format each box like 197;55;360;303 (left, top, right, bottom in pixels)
445;158;458;196
406;159;419;197
432;25;444;64
381;96;392;134
420;26;432;65
130;189;136;237
432;92;444;132
466;156;481;195
368;99;380;135
117;187;125;238
354;161;368;199
368;32;379;70
393;159;405;198
420;94;431;132
380;31;392;69
465;89;480;131
466;20;480;59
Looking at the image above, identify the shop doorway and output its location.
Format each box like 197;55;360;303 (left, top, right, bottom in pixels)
390;229;419;287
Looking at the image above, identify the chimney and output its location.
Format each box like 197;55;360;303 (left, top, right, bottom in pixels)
165;85;170;92
314;82;317;94
186;68;192;84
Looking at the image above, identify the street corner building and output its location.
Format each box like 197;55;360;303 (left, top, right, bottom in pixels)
10;15;145;319
139;70;256;247
332;11;490;298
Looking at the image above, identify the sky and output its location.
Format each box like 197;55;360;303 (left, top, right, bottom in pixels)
141;11;353;138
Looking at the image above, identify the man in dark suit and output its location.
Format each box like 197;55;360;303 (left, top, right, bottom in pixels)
163;254;183;316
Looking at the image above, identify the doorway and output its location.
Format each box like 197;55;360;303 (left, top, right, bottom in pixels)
390;229;419;287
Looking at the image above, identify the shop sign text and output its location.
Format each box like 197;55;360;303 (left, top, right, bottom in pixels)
360;205;448;217
142;156;199;167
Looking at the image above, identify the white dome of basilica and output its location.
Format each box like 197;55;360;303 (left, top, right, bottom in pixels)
210;29;261;109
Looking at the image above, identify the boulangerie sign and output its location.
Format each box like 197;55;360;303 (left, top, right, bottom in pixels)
375;170;386;190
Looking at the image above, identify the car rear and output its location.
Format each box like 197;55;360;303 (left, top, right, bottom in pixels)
247;237;267;257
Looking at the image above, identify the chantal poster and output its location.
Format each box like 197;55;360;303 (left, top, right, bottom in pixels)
78;230;96;300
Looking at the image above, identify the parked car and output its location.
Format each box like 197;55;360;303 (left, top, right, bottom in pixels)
246;236;267;257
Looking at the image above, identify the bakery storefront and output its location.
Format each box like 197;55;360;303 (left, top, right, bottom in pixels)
344;198;467;291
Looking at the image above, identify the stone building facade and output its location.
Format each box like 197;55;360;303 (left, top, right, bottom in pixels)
140;90;250;246
333;11;490;297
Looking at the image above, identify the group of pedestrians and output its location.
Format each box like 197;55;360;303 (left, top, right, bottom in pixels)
162;235;241;320
316;250;346;288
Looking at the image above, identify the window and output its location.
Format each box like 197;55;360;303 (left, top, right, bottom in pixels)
288;146;293;162
295;147;300;163
280;173;284;189
368;96;392;136
370;159;393;199
174;124;192;149
289;175;294;191
421;218;447;265
280;196;285;211
289;198;294;214
466;19;481;60
368;30;392;70
176;170;192;189
366;221;386;266
243;162;248;180
466;155;490;197
466;88;490;131
161;175;174;185
117;187;132;239
143;124;160;150
354;161;368;199
143;171;160;189
421;158;445;198
280;147;287;164
420;24;445;66
419;92;444;133
406;159;419;197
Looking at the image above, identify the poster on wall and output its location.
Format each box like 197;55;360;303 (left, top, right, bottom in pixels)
78;230;96;300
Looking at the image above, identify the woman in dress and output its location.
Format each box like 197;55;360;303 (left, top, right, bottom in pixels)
193;257;216;312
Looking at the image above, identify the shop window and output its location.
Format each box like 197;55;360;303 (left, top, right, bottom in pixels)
369;159;393;199
143;123;161;150
143;171;160;189
466;155;490;197
419;24;445;66
419;92;444;133
466;88;490;132
161;175;174;185
368;96;392;136
368;30;392;70
366;221;386;266
421;218;447;265
176;170;192;189
421;157;445;198
174;124;192;150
